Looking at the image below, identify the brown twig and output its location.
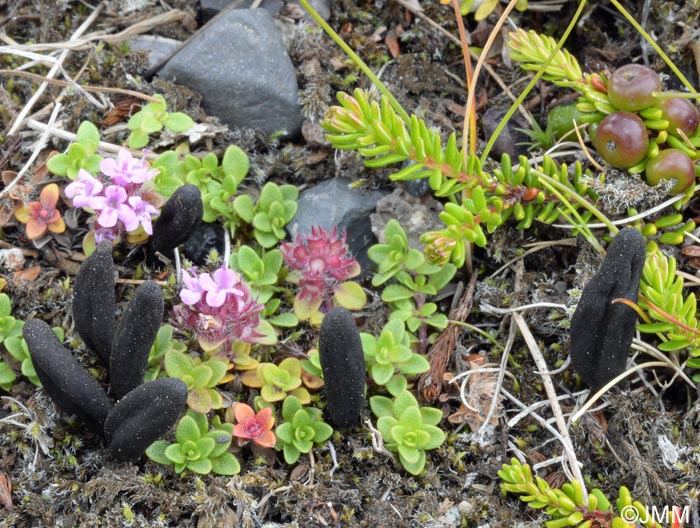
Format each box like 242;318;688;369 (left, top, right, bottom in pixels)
418;271;478;403
0;70;161;103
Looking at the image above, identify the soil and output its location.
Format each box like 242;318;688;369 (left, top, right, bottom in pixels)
2;0;700;527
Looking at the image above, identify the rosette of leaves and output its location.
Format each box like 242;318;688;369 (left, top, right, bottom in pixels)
164;351;228;413
322;89;593;266
361;320;429;395
127;94;194;149
146;410;240;476
254;357;311;404
145;324;187;381
369;390;445;475
499;458;660;527
46;121;103;179
274;395;333;464
152;145;249;226
369;220;456;333
233;182;298;248
229;246;297;328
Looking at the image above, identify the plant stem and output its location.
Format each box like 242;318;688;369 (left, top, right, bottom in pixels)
298;0;411;124
449;0;476;157
480;0;588;163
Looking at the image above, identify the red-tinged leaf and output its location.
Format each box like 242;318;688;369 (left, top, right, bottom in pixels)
24;220;47;240
13;265;41;284
0;471;12;511
385;27;400;58
39;183;59;209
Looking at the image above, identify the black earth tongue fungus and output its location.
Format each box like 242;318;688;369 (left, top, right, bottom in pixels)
570;228;646;392
318;307;366;428
72;240;116;364
110;280;164;400
23;319;113;434
104;377;188;462
146;184;203;267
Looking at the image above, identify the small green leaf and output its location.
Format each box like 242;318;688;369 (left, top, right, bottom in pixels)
145;440;172;465
233;194;255;223
369;395;395;419
128;129;150;149
187;457;213;475
162;112;194;133
221;145;249;184
76;121;100;153
46;153;72;177
210;452;240;475
164;443;186;464
333;281;367;311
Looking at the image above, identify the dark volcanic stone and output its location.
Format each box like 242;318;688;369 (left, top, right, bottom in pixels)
289;178;389;274
158;9;303;138
318;307;366;428
570;228;646;391
104;378;188;462
110;281;164;400
23;319;113;434
72;241;116;364
147;184;203;266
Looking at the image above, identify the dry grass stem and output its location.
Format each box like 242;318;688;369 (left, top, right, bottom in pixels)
7;4;103;136
512;311;587;499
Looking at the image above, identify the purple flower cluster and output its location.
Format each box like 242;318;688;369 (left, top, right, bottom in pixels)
173;265;265;351
65;149;160;243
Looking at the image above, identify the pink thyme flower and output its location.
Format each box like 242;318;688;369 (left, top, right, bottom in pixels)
174;265;265;350
100;148;158;187
96;185;135;229
126;195;159;235
232;403;276;448
280;226;360;303
65;169;104;209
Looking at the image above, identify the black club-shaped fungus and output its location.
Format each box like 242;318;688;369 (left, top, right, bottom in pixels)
104;377;188;462
318;307;366;428
570;228;646;391
110;280;164;400
72;241;116;364
23;319;113;434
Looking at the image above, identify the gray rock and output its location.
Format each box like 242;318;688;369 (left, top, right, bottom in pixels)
128;35;181;70
199;0;329;25
72;241;116;365
158;9;303;138
199;0;284;24
110;281;164;400
23;319;113;435
104;378;188;462
371;187;444;251
288;178;389;273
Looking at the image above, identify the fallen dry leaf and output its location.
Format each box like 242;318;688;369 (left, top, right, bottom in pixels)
100;96;143;126
0;471;12;511
13;264;41;284
446;354;503;432
385;27;401;58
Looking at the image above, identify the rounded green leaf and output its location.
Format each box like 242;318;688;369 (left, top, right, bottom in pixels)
371;363;395;386
164;351;193;380
196;436;216;459
188;388;213;414
163;112;194;133
333;281;367;310
310;421;333;443
187;457;213;475
283;443;301;464
275;422;293;443
145;440;172;466
176;415;202;444
210;452;240;475
369;395;395;419
164;443;186;464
